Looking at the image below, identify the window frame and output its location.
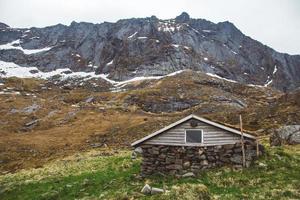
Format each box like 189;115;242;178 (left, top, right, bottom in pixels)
184;129;204;144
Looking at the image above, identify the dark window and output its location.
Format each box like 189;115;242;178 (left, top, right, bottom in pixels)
185;130;202;143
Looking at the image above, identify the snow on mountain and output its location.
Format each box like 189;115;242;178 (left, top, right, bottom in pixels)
0;12;299;91
273;65;278;74
0;40;52;54
128;32;138;39
205;72;237;83
0;60;186;87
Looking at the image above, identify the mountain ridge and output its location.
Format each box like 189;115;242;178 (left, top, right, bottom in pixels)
0;12;299;91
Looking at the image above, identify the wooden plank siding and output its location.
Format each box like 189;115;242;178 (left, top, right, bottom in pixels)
144;119;241;146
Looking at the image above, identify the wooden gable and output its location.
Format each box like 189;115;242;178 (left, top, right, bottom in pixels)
131;114;256;147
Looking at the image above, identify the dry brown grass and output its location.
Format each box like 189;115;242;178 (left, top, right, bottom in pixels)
0;72;298;173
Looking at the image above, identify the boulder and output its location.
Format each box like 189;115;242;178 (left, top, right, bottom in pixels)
200;160;208;166
141;184;151;195
151;187;164;194
182;172;195;178
134;147;143;154
23;103;40;114
24;119;39;128
90;143;103;148
198;149;204;155
131;151;137;159
183;161;191;169
270;125;300;146
199;154;206;160
141;184;164;195
85;96;94;103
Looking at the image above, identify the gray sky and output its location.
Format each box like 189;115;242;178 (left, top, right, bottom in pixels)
0;0;299;55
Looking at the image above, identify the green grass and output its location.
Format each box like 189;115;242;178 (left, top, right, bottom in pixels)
0;145;299;200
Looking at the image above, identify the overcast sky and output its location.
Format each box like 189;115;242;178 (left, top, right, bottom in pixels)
0;0;299;55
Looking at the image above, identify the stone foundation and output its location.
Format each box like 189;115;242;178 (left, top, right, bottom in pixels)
140;141;264;176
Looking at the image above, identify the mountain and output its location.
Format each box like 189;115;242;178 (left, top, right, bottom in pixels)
0;12;300;91
1;13;300;174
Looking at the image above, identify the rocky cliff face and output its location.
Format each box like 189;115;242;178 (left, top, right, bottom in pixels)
0;12;299;90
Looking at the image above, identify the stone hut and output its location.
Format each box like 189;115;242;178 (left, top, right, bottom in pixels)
131;114;263;176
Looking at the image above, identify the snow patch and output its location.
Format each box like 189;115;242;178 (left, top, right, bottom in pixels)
97;74;118;84
115;70;186;87
0;39;52;54
157;20;183;32
191;27;200;34
264;76;273;87
128;32;138;39
115;76;161;86
206;73;237;83
137;37;147;39
172;44;180;48
231;50;238;55
273;65;278;74
0;60;96;80
106;60;113;66
202;30;212;33
0;60;187;90
23;47;52;54
29;36;40;40
204;57;208;61
264;80;273;87
87;62;98;69
247;84;264;88
0;91;21;95
0;61;52;78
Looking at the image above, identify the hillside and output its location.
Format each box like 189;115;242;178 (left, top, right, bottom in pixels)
1;71;299;173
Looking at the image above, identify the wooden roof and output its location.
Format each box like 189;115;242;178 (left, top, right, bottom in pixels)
131;114;256;147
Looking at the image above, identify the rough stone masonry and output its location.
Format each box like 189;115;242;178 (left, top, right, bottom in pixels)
140;140;264;176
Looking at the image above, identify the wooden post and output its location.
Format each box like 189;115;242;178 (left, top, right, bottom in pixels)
240;115;246;167
256;138;259;157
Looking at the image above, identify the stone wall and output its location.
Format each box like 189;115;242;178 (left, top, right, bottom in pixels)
140;140;264;176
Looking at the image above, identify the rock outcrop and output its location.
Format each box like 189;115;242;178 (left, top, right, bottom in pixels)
270;125;300;146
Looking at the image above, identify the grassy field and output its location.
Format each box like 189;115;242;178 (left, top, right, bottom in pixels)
0;144;299;200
